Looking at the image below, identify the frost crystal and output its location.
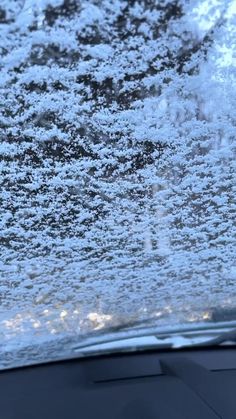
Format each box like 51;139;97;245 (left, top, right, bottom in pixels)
0;0;236;359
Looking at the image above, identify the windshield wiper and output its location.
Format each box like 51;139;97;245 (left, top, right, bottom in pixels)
196;327;236;347
71;322;236;356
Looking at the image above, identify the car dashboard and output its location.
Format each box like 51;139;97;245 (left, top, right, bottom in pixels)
0;346;236;419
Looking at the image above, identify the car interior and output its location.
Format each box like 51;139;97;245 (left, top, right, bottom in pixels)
1;345;236;419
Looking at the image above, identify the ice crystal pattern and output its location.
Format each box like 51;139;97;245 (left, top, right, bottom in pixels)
0;0;236;349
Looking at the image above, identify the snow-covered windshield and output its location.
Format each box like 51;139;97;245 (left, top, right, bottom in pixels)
0;0;236;367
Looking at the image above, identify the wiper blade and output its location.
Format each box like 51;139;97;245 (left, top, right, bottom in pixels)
72;322;236;355
197;327;236;347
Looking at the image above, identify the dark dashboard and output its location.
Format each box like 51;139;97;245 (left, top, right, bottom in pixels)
1;346;236;418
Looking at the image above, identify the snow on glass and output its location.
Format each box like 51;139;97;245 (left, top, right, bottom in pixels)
0;0;236;356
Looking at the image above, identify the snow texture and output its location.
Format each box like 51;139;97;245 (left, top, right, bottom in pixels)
0;0;236;360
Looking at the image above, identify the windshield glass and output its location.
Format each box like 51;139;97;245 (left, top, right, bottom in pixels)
0;0;236;368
